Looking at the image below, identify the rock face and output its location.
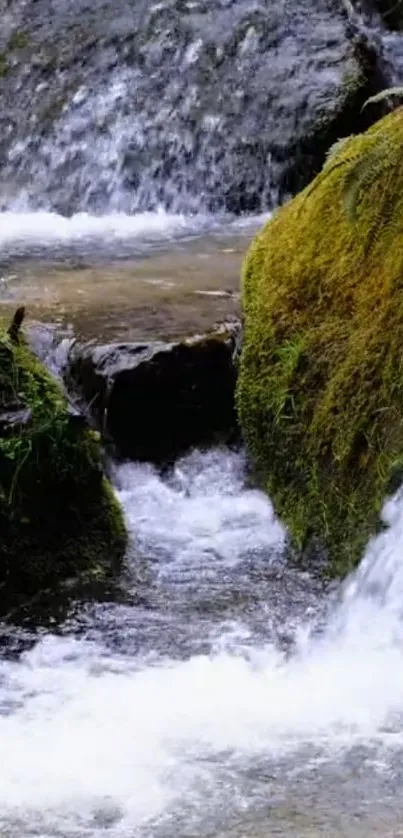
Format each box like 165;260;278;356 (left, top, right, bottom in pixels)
370;0;403;30
237;108;403;575
0;319;127;604
0;0;390;214
65;326;240;462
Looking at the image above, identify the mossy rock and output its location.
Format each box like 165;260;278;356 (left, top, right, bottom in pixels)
0;323;127;604
237;107;403;576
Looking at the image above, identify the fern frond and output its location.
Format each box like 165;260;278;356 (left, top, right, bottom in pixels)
363;163;397;256
300;149;360;213
324;136;354;166
341;139;395;221
362;86;403;110
301;108;400;223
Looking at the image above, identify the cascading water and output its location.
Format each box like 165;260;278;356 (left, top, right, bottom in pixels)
0;0;395;223
2;448;403;836
0;0;349;216
2;1;403;835
0;0;400;256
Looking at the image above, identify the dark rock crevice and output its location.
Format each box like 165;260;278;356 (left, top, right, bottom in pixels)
65;324;241;463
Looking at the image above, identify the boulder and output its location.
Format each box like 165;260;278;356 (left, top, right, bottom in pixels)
0;314;127;605
65;324;240;463
279;31;390;197
237;108;403;575
0;0;392;214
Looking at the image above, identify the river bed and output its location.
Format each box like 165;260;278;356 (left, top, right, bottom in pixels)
0;212;265;340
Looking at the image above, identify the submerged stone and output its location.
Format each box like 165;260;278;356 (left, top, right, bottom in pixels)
237;108;403;575
0;315;127;605
65;324;240;463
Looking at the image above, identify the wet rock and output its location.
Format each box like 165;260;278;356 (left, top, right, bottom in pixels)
65;323;240;462
279;30;390;197
7;304;25;343
0;0;394;214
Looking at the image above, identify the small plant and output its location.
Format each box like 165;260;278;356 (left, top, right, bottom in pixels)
311;88;403;231
362;86;403;110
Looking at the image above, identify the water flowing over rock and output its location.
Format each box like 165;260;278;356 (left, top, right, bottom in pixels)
4;1;403;835
65;324;240;462
0;0;392;216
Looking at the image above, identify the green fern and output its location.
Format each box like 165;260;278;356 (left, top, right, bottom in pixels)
341;139;393;220
299;134;364;213
301;97;403;239
362;86;403;110
324;136;354;166
342;91;403;232
340;134;402;259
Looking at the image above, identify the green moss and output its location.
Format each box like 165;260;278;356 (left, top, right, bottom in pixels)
0;326;127;603
237;107;403;576
0;31;29;78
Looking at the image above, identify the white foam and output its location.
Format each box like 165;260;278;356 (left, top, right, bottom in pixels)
113;448;285;569
0;209;270;257
0;209;212;250
2;452;403;834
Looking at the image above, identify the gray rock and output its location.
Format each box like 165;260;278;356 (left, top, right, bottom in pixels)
0;0;392;215
65;324;240;462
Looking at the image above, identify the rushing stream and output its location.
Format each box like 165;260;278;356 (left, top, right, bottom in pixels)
2;447;403;836
1;209;403;835
2;0;403;833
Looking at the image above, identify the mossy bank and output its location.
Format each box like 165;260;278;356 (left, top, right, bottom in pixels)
0;319;127;604
237;107;403;575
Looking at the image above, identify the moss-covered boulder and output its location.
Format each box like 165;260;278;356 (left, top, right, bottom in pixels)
237;107;403;575
0;318;127;603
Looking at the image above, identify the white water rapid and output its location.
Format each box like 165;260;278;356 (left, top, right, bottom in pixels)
0;209;214;261
2;448;403;837
0;209;270;263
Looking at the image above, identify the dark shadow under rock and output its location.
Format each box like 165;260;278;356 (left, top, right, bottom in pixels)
65;323;241;463
364;0;403;29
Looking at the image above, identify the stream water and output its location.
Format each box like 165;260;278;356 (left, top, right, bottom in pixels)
2;0;403;833
3;446;403;836
2;159;403;838
0;210;265;341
